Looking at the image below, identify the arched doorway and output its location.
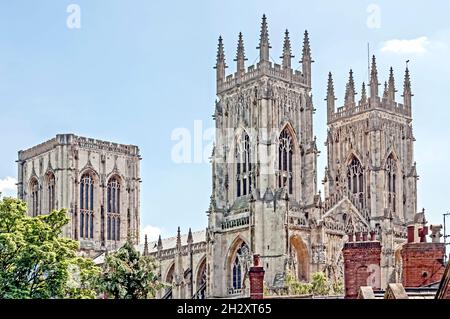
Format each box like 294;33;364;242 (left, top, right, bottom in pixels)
289;235;310;282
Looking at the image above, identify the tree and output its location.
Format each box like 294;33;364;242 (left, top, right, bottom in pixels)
98;239;164;299
284;270;313;295
0;197;100;298
284;271;340;296
310;271;331;295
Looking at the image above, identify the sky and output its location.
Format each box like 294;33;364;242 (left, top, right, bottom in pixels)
0;0;449;241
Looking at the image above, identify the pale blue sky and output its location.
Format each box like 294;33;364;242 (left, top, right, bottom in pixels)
0;0;449;240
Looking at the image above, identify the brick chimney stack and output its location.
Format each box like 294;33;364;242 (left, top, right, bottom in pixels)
249;255;265;299
401;212;445;288
343;233;381;299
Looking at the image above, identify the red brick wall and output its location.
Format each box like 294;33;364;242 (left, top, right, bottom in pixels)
249;266;265;299
401;243;445;287
343;241;382;299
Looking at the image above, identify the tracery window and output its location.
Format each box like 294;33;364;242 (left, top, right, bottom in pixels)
107;177;120;241
347;157;364;208
232;242;249;290
30;178;39;216
236;132;252;197
386;155;397;213
47;173;55;212
80;173;94;239
278;128;294;194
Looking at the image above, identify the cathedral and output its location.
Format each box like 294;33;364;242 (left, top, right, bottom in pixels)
17;134;141;255
16;15;421;299
144;15;419;299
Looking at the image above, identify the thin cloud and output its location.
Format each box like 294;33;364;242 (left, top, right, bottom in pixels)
140;224;162;243
381;36;429;55
0;177;17;196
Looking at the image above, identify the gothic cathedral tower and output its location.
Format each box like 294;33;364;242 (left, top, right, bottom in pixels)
206;16;318;298
323;56;418;286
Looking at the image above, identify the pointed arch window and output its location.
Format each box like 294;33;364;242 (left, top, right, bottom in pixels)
236;132;252;197
278;128;294;194
347;157;364;208
231;242;249;291
47;173;56;212
80;173;94;239
386;155;397;213
30;178;39;217
107;177;121;241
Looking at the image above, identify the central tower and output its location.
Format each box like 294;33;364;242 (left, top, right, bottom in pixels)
206;15;318;298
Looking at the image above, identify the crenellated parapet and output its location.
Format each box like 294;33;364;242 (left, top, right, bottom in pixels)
326;56;412;124
19;133;140;161
215;15;312;95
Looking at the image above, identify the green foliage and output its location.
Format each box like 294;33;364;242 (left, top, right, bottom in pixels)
284;270;312;295
98;240;164;299
0;197;100;299
263;281;270;296
331;278;344;295
284;271;343;296
311;271;331;295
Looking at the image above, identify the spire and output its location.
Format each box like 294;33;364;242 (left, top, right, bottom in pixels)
382;81;388;100
325;72;336;121
257;14;271;63
157;234;163;250
176;226;181;250
402;66;413;109
234;32;247;76
370;55;379;98
214;36;227;83
360;82;367;104
388;67;396;102
143;234;149;256
344;69;356;106
301;30;313;86
301;30;311;61
187;228;193;245
281;29;293;70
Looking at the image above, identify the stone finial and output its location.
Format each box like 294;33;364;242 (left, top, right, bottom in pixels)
301;30;313;86
214;36;227;82
369;55;379;98
388;67;396;102
157;234;163;250
402;66;413;108
326;72;336;119
187;227;193;245
360;82;367;104
280;29;293;69
430;225;443;243
382;81;388;100
344;69;356;106
235;32;247;76
301;30;311;62
257;14;271;62
176;226;181;250
143;234;149;256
